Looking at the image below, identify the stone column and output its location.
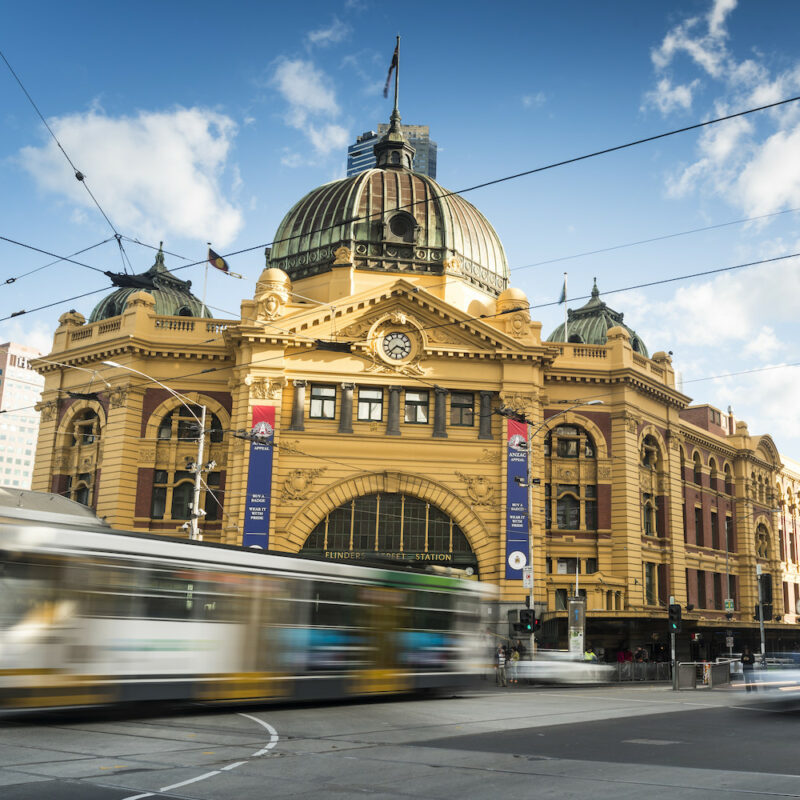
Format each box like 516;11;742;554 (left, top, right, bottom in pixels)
433;386;448;438
288;380;306;431
386;386;401;436
478;391;494;440
339;383;354;433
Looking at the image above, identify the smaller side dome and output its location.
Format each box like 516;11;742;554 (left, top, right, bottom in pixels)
497;287;529;315
89;245;210;322
546;278;648;356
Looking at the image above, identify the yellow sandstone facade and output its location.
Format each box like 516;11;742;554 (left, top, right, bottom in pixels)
32;118;800;655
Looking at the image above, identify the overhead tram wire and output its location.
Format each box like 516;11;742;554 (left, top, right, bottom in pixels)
509;205;800;274
157;92;800;280
1;236;115;286
0;47;133;273
8;93;800;321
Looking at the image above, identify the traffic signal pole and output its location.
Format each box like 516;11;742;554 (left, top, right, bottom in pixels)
756;564;766;665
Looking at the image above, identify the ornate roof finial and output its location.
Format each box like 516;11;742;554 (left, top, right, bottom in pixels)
591;277;599;300
155;241;166;269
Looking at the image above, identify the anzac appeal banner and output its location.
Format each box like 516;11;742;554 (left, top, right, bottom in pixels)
242;405;275;548
505;419;530;579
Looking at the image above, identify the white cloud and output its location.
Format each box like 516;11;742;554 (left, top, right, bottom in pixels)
0;319;54;355
643;77;699;114
522;92;546;109
19;107;243;247
269;58;349;159
736;125;800;215
306;19;349;48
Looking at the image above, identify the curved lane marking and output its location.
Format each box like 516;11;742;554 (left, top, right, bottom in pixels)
120;712;279;800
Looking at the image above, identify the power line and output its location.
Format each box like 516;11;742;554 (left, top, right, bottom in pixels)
509;206;800;273
155;92;800;278
0;47;132;272
1;236;114;286
7;93;800;322
0;286;111;322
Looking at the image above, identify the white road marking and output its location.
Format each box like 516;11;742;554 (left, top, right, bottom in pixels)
623;738;681;745
119;712;278;800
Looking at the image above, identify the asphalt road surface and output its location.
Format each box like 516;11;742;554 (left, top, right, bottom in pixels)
1;685;797;799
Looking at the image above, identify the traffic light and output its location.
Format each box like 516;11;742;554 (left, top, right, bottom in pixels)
532;615;541;632
520;609;533;632
668;603;682;633
759;574;773;605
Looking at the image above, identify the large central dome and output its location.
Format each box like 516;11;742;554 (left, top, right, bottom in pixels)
268;112;508;297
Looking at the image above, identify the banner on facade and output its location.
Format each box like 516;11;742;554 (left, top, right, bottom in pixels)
242;405;275;548
505;418;529;579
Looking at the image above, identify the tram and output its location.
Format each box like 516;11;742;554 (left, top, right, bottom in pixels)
0;490;491;712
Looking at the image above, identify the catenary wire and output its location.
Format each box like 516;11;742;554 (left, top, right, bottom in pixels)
1;236;115;286
6;93;800;321
0;48;125;251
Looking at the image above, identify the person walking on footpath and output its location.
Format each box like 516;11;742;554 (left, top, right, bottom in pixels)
495;645;507;687
741;645;757;692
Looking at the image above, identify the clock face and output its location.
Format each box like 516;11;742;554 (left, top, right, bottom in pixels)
382;331;412;360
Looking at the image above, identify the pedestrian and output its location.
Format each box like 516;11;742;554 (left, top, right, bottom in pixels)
515;638;527;660
584;646;598;663
495;645;507;687
509;645;520;684
741;645;757;692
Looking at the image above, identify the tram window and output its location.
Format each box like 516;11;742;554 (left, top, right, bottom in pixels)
141;572;199;620
311;581;356;627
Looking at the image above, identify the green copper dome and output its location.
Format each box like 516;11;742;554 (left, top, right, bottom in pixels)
89;246;210;322
267;112;508;297
547;279;648;356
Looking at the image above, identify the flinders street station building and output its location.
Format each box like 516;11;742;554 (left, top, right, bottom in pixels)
31;110;800;659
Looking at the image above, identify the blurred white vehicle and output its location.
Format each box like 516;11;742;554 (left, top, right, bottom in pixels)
516;654;614;684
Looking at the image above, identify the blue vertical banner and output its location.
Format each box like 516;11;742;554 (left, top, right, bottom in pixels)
242;405;275;548
505;419;530;579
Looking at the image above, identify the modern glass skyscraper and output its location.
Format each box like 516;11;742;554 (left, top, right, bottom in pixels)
346;124;437;178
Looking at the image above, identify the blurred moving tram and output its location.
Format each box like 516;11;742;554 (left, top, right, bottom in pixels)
0;490;491;712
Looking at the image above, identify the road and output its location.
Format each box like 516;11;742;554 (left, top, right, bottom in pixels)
1;684;797;799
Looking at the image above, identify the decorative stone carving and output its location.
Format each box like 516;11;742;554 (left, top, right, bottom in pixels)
254;267;291;321
333;246;353;265
509;313;529;338
390;311;407;325
280;467;326;501
443;256;462;273
246;376;287;400
259;293;285;320
37;400;57;422
455;471;495;506
139;448;156;462
52;454;69;472
499;391;537;418
598;465;611;479
279;439;303;456
557;466;578;482
80;455;94;470
755;529;770;558
108;386;128;409
477;448;501;464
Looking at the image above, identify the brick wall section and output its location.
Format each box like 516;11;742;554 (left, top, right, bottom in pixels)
656;494;668;537
597;483;611;529
135;468;155;517
51;474;69;496
140;389;233;436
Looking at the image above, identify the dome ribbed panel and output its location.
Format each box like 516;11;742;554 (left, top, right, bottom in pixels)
89;286;209;322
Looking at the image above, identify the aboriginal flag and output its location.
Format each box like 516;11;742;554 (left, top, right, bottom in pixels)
208;248;229;273
383;43;398;98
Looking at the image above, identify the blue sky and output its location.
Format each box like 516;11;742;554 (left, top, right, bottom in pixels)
2;0;800;460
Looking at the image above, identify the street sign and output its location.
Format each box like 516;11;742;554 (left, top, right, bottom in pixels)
724;598;734;611
726;636;734;648
522;566;532;588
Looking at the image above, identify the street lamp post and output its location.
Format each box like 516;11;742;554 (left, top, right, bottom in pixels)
102;360;209;541
503;399;603;656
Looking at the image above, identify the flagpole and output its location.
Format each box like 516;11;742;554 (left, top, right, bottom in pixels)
563;272;568;343
203;242;210;317
394;34;400;113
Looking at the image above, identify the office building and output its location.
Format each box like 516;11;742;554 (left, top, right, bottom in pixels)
347;124;437;177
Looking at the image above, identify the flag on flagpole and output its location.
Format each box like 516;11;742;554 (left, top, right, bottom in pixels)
383;43;399;98
208;248;229;273
558;275;567;304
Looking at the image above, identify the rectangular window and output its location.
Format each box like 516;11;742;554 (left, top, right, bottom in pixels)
711;511;719;550
556;557;580;574
450;392;474;426
586;558;598;574
713;572;722;610
404;390;429;424
556;437;578;458
310;385;336;419
697;570;707;608
644;562;657;605
725;516;734;551
695;506;703;545
555;588;568;611
585;485;597;530
357;387;383;421
544;484;551;529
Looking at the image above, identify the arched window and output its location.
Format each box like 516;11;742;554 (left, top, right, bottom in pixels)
302;493;476;569
177;306;192;317
157;406;223;443
709;458;718;491
71;409;100;446
544;423;599;532
693;453;702;485
568;333;584;343
642;494;657;535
